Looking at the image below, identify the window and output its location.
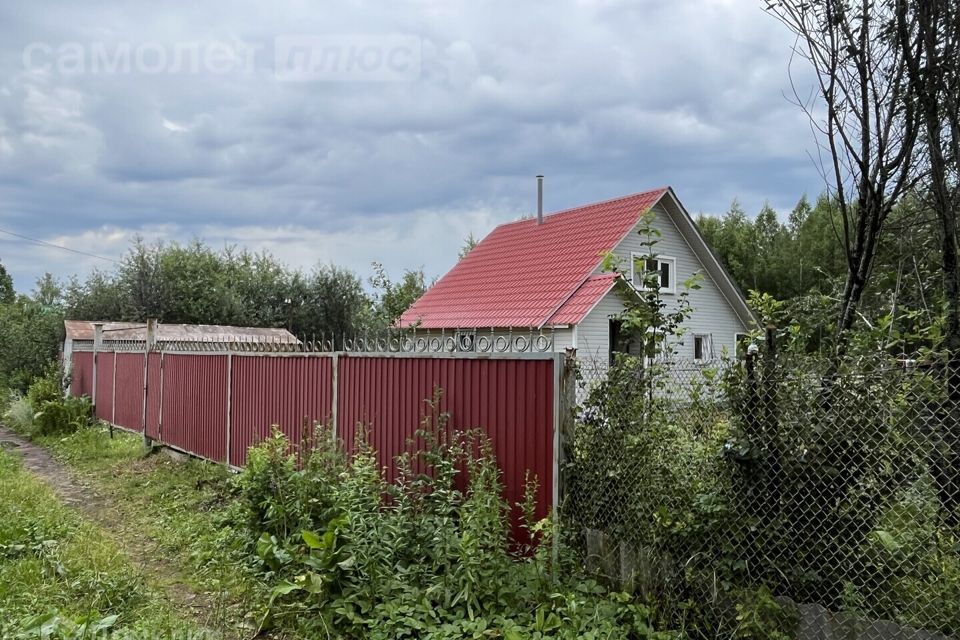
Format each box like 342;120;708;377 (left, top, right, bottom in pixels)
631;253;676;294
693;334;713;362
608;319;632;365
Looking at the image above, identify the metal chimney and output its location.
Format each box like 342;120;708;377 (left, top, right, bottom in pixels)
536;175;544;224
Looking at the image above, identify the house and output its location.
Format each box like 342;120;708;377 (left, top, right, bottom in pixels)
399;187;756;374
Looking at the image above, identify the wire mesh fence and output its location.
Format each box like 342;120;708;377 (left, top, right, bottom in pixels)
563;346;960;639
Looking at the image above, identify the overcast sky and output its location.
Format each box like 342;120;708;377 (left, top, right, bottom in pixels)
0;0;821;292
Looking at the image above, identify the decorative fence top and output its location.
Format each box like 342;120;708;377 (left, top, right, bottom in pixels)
71;328;559;355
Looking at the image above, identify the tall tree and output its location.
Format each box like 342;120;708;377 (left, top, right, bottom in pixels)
895;0;960;521
895;0;960;378
369;262;427;328
0;260;14;304
767;0;920;351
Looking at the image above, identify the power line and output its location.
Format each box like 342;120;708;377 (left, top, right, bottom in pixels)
0;226;121;264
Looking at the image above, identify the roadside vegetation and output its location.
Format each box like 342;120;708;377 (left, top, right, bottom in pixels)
3;371;678;639
0;445;202;639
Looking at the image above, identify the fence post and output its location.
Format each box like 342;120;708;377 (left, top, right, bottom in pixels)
92;323;103;410
225;351;233;467
142;319;156;446
111;345;117;428
556;349;577;509
744;342;759;439
110;342;117;438
760;325;781;525
158;351;165;443
330;353;339;442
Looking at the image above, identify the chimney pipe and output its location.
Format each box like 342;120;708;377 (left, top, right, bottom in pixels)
536;175;544;224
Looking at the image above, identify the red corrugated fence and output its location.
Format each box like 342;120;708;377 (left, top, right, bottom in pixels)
69;348;561;523
337;356;555;524
113;353;144;430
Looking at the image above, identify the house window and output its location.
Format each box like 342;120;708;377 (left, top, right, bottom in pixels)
693;334;713;362
631;253;676;294
608;319;631;365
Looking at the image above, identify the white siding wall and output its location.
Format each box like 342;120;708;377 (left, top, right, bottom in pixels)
595;201;749;361
573;290;622;379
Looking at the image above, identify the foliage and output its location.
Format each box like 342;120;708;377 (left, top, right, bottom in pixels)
19;366;92;437
458;232;479;260
568;343;960;638
37;424;258;636
0;294;65;392
369;261;427;328
699;195;948;354
3;393;35;435
0;260;14;304
26;364;64;415
0;450;199;638
63;239;378;339
236;417;677;639
56;238;431;339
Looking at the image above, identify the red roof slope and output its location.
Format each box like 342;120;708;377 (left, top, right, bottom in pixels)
546;274;619;326
400;188;667;328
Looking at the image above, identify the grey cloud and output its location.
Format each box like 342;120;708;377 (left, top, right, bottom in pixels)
0;0;823;290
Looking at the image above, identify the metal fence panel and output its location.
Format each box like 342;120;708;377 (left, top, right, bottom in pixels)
113;353;144;431
94;352;115;422
337;355;557;527
70;351;94;398
228;355;333;467
160;354;228;462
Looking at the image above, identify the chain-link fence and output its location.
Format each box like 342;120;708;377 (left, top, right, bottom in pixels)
563;345;960;639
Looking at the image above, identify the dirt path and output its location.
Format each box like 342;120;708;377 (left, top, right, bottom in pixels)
0;425;218;631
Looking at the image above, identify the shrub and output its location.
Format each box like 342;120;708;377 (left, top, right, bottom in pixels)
32;395;92;438
236;414;677;639
2;392;34;434
26;364;63;415
13;366;93;437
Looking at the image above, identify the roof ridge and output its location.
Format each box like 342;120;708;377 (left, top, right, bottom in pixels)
492;186;670;232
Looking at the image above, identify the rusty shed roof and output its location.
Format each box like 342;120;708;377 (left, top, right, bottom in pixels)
64;320;298;343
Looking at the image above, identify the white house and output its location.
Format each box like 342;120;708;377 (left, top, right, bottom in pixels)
399;187;757;374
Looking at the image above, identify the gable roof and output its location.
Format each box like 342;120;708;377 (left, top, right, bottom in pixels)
399;186;756;330
545;274;619;326
400;188;668;329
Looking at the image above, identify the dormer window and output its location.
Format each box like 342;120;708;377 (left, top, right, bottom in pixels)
631;253;676;294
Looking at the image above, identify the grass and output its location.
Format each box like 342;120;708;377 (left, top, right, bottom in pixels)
0;448;203;638
35;425;268;637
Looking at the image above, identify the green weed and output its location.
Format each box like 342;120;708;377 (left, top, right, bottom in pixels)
0;450;201;638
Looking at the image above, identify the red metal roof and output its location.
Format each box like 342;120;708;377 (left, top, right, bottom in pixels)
400;188;667;328
546;273;619;325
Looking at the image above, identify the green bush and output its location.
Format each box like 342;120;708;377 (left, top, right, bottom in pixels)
236;413;677;639
2;392;34;434
32;395;93;438
26;364;64;415
9;366;93;438
568;349;960;638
